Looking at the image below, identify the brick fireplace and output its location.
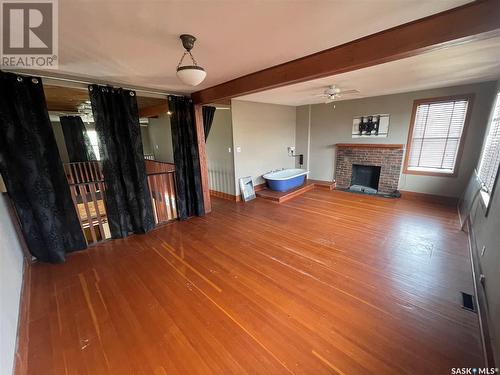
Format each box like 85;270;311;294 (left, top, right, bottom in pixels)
335;144;404;194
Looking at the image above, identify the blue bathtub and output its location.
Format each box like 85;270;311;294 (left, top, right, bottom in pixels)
263;168;309;192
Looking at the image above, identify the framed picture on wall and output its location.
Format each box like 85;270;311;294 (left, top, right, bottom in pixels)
352;114;390;138
239;177;256;202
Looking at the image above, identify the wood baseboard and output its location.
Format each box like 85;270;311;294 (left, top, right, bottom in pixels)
210;190;240;202
399;190;458;206
14;259;31;375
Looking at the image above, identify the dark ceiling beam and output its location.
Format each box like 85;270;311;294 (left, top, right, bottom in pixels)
191;0;500;104
138;103;168;118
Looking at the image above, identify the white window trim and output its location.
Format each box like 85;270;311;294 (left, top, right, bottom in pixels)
477;91;500;210
403;94;473;177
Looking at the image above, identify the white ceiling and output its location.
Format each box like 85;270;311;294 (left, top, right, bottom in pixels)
54;0;471;94
237;36;500;106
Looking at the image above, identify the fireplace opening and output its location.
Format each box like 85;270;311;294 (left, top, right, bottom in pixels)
350;164;381;194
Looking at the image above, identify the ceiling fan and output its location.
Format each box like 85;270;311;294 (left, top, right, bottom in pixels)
314;85;359;103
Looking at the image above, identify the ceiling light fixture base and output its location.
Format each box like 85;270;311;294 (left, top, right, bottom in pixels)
180;34;196;52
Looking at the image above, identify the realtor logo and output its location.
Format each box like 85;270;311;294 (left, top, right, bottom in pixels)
1;0;58;68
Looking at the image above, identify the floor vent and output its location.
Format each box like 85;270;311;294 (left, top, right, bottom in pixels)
461;292;476;312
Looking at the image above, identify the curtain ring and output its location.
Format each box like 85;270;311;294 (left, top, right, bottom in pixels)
32;78;39;84
17;76;23;82
89;86;93;91
130;91;135;97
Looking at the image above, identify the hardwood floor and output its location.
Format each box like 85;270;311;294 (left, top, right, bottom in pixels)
23;190;482;374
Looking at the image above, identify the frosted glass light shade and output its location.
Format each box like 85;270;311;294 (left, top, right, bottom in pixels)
176;66;206;86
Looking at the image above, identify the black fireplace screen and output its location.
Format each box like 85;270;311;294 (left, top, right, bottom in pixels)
351;164;381;189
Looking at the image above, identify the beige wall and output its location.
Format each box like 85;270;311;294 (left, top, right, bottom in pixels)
141;126;153;155
51;121;69;163
469;80;500;363
300;81;497;197
147;114;174;163
206;109;236;195
0;194;25;375
231;100;296;195
295;105;310;169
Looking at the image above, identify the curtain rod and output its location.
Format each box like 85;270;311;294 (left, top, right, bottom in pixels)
3;69;186;98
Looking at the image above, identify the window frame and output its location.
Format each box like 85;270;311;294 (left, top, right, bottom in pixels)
478;91;500;213
403;94;475;177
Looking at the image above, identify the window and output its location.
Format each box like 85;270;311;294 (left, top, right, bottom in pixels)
478;92;500;203
86;129;101;160
403;95;473;176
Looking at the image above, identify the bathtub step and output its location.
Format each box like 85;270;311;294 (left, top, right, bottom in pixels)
306;179;336;190
256;181;316;203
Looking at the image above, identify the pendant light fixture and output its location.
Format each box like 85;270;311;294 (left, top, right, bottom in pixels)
176;34;206;86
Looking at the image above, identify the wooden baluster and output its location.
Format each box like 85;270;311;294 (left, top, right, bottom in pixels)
69;184;88;245
70;164;77;183
165;173;173;221
75;163;82;183
159;174;168;223
147;175;158;225
171;172;178;219
80;183;97;244
96;161;103;180
154;175;165;223
83;162;90;183
98;181;110;239
87;161;96;182
161;174;169;221
88;182;105;241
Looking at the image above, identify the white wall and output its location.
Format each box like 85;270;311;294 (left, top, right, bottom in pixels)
469;80;500;363
231;100;296;195
147;114;174;163
299;81;497;197
0;194;25;375
470;185;500;364
207;109;236;195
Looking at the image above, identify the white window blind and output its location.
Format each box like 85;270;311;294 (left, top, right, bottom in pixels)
478;92;500;194
407;98;470;174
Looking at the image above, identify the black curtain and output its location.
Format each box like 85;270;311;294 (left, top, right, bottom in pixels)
89;84;154;238
0;72;87;263
60;115;96;162
202;106;216;141
168;95;205;219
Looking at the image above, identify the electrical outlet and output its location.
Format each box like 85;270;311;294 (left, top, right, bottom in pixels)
236;146;241;153
228;147;232;153
288;146;295;156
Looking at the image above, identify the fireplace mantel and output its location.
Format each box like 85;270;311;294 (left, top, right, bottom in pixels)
336;143;404;149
